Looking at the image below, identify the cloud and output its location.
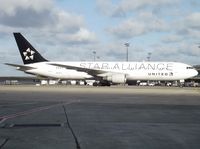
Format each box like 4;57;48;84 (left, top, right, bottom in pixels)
162;12;200;44
0;0;55;28
0;0;96;44
70;0;200;64
148;42;200;64
0;9;53;28
162;35;184;43
0;0;53;16
0;0;200;76
97;0;179;17
107;20;146;38
107;12;168;39
184;13;200;30
178;43;200;57
54;28;97;44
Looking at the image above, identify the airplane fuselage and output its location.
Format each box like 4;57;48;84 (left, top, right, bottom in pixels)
8;33;198;85
24;61;198;81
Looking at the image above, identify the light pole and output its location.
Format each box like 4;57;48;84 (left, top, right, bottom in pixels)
124;43;130;62
147;52;152;61
93;51;96;61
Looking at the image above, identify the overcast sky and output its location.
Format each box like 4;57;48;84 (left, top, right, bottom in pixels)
0;0;200;76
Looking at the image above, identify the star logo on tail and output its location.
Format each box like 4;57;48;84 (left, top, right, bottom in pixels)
23;48;35;60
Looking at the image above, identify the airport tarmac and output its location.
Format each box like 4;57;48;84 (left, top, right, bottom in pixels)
0;86;200;149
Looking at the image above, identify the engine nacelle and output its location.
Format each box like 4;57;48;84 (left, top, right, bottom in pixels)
107;74;127;84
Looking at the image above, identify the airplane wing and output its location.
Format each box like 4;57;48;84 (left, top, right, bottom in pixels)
49;63;107;77
5;63;35;71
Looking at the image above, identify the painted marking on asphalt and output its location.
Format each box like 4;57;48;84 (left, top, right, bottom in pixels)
0;102;73;123
0;102;37;108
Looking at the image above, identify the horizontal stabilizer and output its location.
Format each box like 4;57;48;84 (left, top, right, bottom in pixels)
5;63;35;71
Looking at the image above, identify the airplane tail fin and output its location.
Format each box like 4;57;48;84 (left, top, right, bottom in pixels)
13;33;48;64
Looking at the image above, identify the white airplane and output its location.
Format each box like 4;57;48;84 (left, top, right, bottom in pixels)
5;33;198;86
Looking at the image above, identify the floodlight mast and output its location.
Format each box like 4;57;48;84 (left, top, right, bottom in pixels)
124;42;130;62
93;51;96;61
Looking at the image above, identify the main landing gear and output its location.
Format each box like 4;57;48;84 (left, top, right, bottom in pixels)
93;80;111;86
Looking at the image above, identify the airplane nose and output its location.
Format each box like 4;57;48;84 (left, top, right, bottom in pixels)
191;69;199;77
194;69;199;76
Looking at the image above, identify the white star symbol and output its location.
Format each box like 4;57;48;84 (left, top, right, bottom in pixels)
23;48;35;60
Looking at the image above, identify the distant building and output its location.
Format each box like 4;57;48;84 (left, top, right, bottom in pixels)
0;76;40;85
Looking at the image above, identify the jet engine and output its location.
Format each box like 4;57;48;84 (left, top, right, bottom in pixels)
107;74;127;84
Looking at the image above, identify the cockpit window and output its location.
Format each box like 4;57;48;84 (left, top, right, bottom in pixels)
186;67;194;69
